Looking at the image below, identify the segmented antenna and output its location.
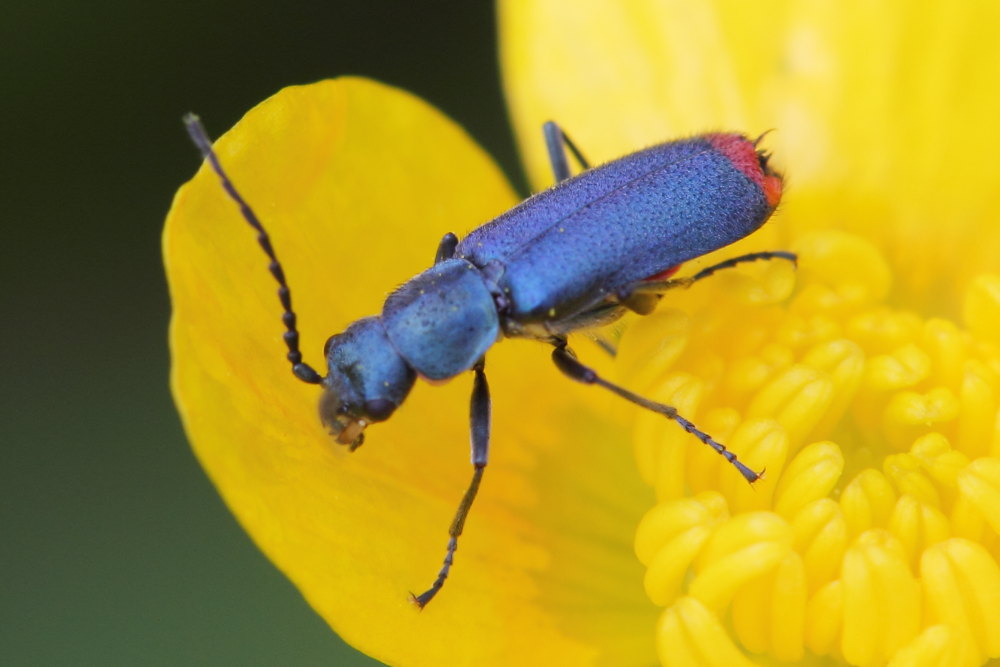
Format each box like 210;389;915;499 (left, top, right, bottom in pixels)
183;114;324;385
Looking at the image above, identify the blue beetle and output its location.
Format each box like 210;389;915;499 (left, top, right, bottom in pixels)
184;115;794;607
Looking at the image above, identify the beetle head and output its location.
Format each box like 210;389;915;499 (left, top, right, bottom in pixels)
319;317;416;450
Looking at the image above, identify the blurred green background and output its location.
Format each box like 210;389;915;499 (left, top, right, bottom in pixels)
2;2;523;664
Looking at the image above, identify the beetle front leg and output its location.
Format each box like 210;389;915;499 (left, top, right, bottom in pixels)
411;360;490;609
543;121;591;183
550;341;763;484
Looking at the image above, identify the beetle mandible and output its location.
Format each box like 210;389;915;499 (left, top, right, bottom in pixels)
184;114;796;608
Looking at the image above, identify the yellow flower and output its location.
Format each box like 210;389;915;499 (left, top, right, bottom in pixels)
504;1;1000;665
165;1;1000;666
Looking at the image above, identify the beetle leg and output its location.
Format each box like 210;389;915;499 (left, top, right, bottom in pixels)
590;333;618;357
543;121;591;182
434;232;459;265
626;250;798;298
411;360;490;608
550;342;763;484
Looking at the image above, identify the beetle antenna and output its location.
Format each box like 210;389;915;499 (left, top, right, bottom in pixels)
753;128;776;147
183;113;324;385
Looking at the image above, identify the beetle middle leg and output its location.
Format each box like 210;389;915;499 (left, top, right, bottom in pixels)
543;121;591;182
549;339;762;484
411;360;491;608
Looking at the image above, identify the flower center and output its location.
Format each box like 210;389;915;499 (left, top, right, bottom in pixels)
622;230;1000;665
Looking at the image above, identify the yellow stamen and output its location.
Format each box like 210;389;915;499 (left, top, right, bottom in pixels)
625;230;1000;664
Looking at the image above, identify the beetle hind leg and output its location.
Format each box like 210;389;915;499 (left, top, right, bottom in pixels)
624;250;798;302
543;121;591;183
550;341;763;484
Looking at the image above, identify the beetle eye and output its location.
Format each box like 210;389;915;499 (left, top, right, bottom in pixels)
364;398;396;422
323;334;337;357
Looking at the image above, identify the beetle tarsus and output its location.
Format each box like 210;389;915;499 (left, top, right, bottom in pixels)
544;120;591;182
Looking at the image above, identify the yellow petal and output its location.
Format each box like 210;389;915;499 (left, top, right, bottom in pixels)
165;78;657;665
501;0;775;189
963;274;1000;341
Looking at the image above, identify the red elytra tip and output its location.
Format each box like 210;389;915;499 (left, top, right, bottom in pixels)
706;133;783;208
761;174;782;209
643;264;681;282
